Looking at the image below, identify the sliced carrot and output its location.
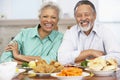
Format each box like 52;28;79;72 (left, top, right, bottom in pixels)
57;67;83;76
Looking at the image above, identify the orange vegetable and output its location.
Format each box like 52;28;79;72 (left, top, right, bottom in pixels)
57;67;83;76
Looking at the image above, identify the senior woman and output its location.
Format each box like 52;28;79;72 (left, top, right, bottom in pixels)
0;2;63;64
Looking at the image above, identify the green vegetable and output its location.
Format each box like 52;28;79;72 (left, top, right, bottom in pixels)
81;60;88;67
22;62;29;67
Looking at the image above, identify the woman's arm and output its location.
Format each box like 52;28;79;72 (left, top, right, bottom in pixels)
5;41;41;62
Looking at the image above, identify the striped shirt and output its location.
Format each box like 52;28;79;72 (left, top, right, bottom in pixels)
0;24;63;63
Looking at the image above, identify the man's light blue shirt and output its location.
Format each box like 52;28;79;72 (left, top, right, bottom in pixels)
58;24;120;65
0;25;63;63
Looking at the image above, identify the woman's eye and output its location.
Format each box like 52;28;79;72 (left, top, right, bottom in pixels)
43;16;47;18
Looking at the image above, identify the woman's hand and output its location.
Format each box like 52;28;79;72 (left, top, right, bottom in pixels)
5;41;19;57
5;41;41;63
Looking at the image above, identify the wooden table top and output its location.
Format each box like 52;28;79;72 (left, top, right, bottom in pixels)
13;65;120;80
13;72;118;80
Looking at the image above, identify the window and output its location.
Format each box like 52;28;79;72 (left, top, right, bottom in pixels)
11;0;42;19
98;0;120;22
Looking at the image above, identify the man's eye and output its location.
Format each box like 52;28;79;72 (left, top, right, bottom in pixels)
76;15;82;18
85;14;90;17
52;17;56;19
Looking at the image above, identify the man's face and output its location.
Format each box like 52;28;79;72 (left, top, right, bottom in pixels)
40;8;59;33
75;4;96;32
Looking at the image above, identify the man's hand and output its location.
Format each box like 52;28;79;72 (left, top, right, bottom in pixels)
90;49;104;57
75;49;104;63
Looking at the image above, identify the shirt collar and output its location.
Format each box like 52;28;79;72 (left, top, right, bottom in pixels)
92;23;99;35
48;30;56;42
31;24;40;38
31;24;56;42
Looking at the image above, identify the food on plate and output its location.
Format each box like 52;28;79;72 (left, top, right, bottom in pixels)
28;61;37;68
14;68;26;77
34;63;56;73
33;59;64;73
28;71;36;77
21;59;64;73
106;58;117;66
87;57;118;71
102;65;116;71
22;62;29;67
80;60;89;67
21;60;37;68
16;67;19;72
36;59;46;65
57;67;83;76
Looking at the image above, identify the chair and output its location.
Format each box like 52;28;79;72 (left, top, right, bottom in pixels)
67;25;72;29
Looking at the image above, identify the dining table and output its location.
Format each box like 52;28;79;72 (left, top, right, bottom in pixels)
13;70;119;80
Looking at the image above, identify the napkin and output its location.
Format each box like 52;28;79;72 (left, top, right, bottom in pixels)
0;62;17;80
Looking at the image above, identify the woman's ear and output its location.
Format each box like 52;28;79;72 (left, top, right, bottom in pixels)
38;14;41;19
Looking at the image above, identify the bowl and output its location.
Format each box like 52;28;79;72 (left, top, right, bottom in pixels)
91;70;115;76
51;72;90;80
0;62;17;80
28;70;51;77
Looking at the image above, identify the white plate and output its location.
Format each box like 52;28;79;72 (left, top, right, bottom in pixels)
36;73;51;76
14;69;26;77
22;67;32;70
92;70;115;76
85;68;120;76
51;72;90;80
28;70;51;77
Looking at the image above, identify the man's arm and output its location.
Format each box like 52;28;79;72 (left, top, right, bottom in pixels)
75;49;104;63
58;30;80;65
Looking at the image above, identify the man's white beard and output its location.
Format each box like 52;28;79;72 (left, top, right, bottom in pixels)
79;22;92;32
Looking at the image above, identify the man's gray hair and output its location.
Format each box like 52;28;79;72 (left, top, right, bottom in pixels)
74;0;96;15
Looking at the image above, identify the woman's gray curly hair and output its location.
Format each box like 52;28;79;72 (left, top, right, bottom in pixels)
38;2;61;20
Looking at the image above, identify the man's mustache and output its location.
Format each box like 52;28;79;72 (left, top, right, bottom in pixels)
80;20;89;25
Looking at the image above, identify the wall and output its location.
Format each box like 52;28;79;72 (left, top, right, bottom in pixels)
101;23;120;44
0;0;97;19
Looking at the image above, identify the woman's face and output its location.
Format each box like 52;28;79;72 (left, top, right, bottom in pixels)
75;4;96;32
40;8;59;33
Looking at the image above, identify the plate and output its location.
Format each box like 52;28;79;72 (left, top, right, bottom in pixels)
22;67;32;70
14;69;26;77
28;70;51;77
51;72;90;80
72;64;86;69
85;68;120;76
65;64;85;70
91;70;115;76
